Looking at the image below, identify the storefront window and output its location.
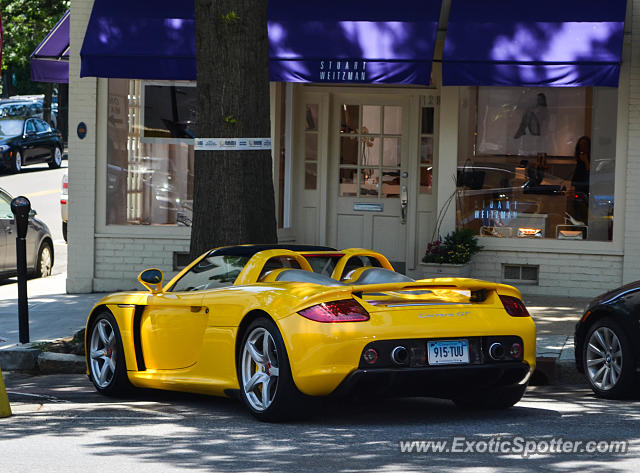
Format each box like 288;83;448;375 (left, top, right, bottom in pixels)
457;87;617;241
420;107;434;194
304;104;319;190
106;79;195;226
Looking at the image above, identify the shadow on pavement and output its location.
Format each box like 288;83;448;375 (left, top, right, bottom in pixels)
1;373;638;473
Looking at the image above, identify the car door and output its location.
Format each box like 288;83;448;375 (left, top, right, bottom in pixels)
32;120;51;160
139;291;208;370
21;119;38;161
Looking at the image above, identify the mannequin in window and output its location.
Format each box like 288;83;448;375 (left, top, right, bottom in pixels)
569;136;591;225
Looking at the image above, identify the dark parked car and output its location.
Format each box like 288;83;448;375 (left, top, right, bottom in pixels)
0;118;64;173
575;283;640;398
0;187;54;279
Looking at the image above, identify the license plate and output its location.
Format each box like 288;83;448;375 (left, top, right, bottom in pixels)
427;340;469;365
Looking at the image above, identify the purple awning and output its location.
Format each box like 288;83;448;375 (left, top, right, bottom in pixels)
80;0;442;85
31;10;69;83
80;0;196;80
268;1;442;85
443;0;627;87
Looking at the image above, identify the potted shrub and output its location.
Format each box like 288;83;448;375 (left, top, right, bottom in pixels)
421;228;482;278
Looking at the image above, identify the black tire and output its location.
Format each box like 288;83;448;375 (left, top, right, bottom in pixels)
48;146;63;169
35;241;53;278
453;384;527;410
62;221;67;242
236;317;309;421
11;150;23;173
87;311;132;396
582;317;637;399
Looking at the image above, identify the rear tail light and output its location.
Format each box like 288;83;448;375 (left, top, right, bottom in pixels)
298;299;370;323
499;295;530;317
62;175;68;195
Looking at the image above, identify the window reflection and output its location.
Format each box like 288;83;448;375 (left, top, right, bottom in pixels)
107;79;194;226
457;87;616;241
338;104;402;199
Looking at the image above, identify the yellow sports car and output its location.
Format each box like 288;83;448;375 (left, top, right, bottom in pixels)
85;244;536;421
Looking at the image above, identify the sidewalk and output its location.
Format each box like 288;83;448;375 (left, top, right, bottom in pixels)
0;273;105;349
0;275;590;383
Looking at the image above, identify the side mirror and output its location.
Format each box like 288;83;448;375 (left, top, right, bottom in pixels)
29;209;36;218
138;268;164;293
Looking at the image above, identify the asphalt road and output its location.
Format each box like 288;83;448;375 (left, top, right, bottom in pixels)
1;373;639;472
0;160;68;277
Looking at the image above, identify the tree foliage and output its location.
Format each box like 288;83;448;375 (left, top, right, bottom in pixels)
0;0;69;94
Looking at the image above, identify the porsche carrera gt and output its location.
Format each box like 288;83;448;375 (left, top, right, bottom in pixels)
85;244;536;421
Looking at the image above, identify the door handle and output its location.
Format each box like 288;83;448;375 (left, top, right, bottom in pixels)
401;185;408;225
190;306;209;314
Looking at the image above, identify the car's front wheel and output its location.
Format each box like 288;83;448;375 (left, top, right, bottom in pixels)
48;146;62;169
237;318;307;421
88;311;131;396
583;317;636;399
453;384;527;410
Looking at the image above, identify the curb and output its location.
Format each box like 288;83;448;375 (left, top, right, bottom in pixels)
0;346;85;374
534;337;587;386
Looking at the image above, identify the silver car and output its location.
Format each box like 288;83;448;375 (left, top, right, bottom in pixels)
0;187;54;278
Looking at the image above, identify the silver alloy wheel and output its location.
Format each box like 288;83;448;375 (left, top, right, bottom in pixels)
586;326;623;391
241;327;280;411
39;245;52;277
53;147;62;166
15;151;22;171
90;319;117;389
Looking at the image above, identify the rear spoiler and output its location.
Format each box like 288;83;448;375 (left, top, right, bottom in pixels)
350;278;502;303
290;278;521;312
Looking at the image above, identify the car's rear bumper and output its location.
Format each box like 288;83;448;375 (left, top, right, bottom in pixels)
331;361;531;398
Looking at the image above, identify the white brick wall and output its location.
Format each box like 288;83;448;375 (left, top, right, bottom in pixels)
472;251;623;298
93;237;190;292
66;0;97;293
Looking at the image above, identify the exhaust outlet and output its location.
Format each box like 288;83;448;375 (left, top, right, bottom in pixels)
391;346;409;365
489;342;505;360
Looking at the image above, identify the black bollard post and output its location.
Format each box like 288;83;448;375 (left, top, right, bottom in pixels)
10;196;31;344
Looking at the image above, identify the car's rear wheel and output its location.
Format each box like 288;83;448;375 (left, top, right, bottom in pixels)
35;242;53;278
237;318;307;422
453;384;527;410
48;146;62;169
11;150;22;173
88;311;131;396
583;317;636;399
62;221;67;242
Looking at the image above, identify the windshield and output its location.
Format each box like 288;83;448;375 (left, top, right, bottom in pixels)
0;120;24;137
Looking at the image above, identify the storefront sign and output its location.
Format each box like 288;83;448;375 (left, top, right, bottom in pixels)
194;138;272;151
475;200;519;224
319;60;367;82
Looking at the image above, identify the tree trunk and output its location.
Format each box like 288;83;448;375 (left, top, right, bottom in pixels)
42;83;53;126
191;0;277;258
58;82;69;143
